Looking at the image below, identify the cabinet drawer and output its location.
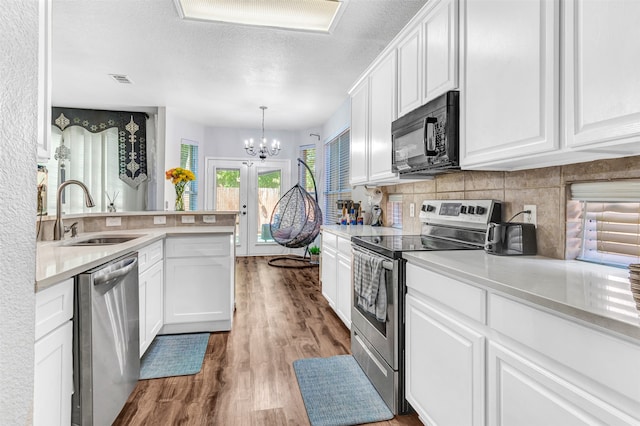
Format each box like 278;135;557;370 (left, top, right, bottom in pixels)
489;293;640;403
138;239;163;273
166;234;231;258
35;278;73;340
337;236;352;256
322;232;338;249
406;263;486;323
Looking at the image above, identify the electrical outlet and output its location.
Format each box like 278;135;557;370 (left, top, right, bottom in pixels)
153;216;166;225
181;215;195;224
203;215;216;223
524;204;537;227
409;203;415;218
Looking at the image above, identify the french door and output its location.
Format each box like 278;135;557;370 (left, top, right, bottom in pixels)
205;158;290;256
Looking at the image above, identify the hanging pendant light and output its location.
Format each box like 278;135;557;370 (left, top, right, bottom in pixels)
244;106;281;160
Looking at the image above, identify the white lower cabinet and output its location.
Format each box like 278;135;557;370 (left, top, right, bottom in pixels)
163;234;234;333
321;245;337;308
405;292;485;426
487;342;635;426
406;262;640;425
320;232;352;329
138;240;164;356
33;278;74;426
336;249;352;328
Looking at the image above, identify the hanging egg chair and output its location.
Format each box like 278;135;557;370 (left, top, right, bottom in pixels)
268;158;322;268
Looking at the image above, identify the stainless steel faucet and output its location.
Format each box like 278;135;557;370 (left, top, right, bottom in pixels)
54;180;96;240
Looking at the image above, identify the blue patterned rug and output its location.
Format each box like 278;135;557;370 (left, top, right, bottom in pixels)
293;355;393;426
140;333;209;380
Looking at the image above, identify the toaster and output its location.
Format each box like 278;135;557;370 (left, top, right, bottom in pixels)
485;222;537;256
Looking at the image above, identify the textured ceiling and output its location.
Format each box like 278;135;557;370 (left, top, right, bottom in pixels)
51;0;427;130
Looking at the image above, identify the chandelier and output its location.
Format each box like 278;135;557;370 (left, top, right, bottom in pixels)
244;106;281;160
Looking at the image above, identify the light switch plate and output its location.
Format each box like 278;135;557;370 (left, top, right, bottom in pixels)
203;215;216;223
409;203;415;218
106;217;121;227
181;215;195;224
153;216;166;225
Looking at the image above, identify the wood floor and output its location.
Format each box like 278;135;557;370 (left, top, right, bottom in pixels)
115;256;421;426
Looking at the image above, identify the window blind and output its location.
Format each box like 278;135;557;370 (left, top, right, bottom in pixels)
180;142;199;211
323;130;351;225
570;181;640;266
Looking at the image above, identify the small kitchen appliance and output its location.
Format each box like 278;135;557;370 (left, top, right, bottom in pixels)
485;222;537;255
350;199;501;414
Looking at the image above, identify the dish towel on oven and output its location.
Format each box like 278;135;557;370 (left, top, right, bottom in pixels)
353;249;387;322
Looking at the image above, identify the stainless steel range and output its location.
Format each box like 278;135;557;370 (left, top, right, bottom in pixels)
350;199;501;414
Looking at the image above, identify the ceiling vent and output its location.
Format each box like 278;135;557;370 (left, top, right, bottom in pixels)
109;74;133;84
174;0;345;33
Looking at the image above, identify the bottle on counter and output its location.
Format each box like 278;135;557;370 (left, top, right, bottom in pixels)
341;207;348;225
350;208;357;225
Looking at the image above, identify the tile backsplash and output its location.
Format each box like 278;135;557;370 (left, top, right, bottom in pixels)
384;155;640;259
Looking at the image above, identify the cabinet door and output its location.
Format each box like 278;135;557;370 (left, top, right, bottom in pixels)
488;342;637;425
397;26;422;118
34;321;73;426
406;293;485;426
320;246;337;308
368;53;398;182
139;260;164;356
336;252;352;329
461;0;559;167
422;0;458;102
165;256;231;324
564;0;640;152
350;80;369;185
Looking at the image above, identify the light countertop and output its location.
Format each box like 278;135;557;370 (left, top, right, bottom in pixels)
36;226;234;292
403;250;640;341
321;225;404;240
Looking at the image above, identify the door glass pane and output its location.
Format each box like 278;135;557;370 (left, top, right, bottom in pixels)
256;167;281;243
216;168;241;243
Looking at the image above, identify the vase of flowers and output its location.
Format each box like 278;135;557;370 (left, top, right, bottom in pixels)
165;167;195;211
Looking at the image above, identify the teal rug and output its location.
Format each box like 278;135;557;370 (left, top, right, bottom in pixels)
293;355;393;426
140;333;209;380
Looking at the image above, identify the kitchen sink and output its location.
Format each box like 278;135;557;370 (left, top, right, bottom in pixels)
64;235;143;247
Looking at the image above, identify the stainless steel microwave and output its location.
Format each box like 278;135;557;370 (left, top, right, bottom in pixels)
391;91;460;177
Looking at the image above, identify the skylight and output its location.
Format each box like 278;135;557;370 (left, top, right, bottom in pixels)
174;0;344;33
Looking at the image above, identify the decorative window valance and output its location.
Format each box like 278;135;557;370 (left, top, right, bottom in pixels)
52;107;149;188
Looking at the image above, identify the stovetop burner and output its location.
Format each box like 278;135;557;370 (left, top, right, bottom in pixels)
352;234;480;259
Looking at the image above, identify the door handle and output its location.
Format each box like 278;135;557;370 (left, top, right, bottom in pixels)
424;117;438;156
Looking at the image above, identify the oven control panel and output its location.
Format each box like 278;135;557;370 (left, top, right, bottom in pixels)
419;199;501;228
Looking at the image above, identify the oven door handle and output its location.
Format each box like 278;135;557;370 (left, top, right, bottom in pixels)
352;245;394;271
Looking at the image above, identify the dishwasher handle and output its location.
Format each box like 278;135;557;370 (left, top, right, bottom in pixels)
94;257;138;293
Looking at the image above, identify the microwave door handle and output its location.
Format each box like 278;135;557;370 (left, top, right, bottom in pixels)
424;117;438;156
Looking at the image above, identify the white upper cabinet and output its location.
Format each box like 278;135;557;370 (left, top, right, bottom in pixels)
349;51;398;186
349;80;369;186
398;0;459;119
422;0;459;103
563;0;640;153
37;0;52;162
460;0;560;168
397;26;422;118
368;53;398;182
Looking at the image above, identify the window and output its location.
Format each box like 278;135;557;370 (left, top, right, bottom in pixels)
180;140;199;211
323;130;350;225
299;144;317;198
569;180;640;267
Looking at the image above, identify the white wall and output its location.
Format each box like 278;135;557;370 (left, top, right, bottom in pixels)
162;107;206;210
0;1;38;423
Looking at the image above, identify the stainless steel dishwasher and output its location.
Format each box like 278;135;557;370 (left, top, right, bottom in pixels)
72;252;140;426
